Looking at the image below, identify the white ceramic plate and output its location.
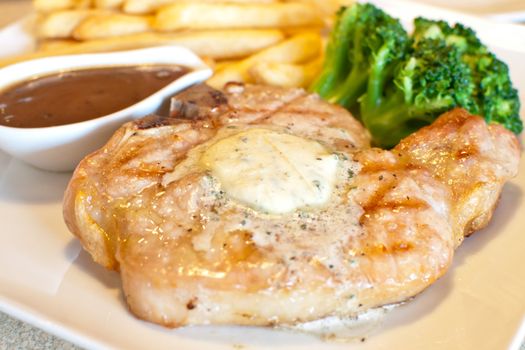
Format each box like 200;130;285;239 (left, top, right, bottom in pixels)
1;1;525;349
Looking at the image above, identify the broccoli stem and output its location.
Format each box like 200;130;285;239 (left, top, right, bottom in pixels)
310;7;357;98
326;20;368;109
365;44;394;108
362;92;412;148
329;39;397;113
328;68;369;110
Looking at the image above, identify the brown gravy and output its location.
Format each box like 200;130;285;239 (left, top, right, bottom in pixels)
0;65;189;128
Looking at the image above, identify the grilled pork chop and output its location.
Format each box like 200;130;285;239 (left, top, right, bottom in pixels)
63;83;520;328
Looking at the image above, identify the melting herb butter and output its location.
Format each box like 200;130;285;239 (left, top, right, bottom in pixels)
200;128;338;214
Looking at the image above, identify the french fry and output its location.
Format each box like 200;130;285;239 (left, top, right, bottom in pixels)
199;56;217;70
280;26;325;37
249;58;323;88
243;32;321;64
38;39;80;51
208;64;246;89
285;0;342;19
94;0;124;10
123;0;279;15
0;29;285;68
214;59;243;72
36;9;105;39
33;0;92;12
154;3;322;31
33;0;73;12
163;30;285;60
123;0;172;14
73;14;153;40
208;32;321;88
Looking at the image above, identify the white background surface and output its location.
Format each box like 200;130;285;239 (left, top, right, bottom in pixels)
416;0;525;21
0;0;524;349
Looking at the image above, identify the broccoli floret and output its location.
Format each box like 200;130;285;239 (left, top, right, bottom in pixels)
360;38;475;148
476;54;522;133
413;17;523;134
312;5;523;148
311;3;409;112
413;17;486;56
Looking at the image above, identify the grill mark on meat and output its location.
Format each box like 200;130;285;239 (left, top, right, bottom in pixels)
257;95;308;123
358;174;430;227
227;106;281;120
359;241;415;257
362;199;429;214
216;84;307;126
276;106;335;119
134;115;197;130
359;162;421;174
357;176;397;210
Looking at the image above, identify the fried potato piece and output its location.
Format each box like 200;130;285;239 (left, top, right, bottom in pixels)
38;39;80;51
123;0;278;15
287;0;342;18
208;32;321;88
73;13;152;40
249;57;322;88
33;0;91;12
94;0;124;9
157;29;285;60
2;29;285;68
245;32;321;64
36;9;105;39
154;3;322;31
214;59;242;72
123;0;172;14
280;26;324;37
